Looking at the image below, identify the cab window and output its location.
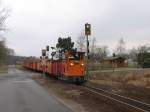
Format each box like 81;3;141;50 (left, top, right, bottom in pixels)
68;53;81;61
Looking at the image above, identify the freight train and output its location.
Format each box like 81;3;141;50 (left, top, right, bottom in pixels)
23;51;86;83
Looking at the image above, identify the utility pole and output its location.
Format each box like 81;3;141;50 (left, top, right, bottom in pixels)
85;23;91;79
41;49;46;77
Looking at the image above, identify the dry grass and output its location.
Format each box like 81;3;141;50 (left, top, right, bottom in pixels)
126;74;150;87
15;64;25;70
0;65;8;73
90;70;150;88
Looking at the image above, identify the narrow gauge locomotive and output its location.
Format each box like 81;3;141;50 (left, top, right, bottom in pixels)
23;51;86;83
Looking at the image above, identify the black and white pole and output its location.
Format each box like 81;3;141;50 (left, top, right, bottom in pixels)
85;23;91;79
46;45;49;58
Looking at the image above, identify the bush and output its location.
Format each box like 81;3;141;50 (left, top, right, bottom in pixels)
143;58;150;68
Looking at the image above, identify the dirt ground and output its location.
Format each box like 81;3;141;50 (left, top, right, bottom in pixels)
32;75;143;112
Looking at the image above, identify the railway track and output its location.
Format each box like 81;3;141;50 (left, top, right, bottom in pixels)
82;84;150;112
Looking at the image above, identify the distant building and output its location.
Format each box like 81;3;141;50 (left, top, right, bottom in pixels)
103;56;127;68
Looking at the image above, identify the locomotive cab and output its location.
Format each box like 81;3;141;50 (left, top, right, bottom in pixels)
68;52;85;67
64;51;85;83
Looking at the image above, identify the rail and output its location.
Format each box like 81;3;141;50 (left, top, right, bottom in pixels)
82;84;150;112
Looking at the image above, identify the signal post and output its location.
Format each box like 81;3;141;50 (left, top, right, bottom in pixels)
41;45;49;77
85;23;91;79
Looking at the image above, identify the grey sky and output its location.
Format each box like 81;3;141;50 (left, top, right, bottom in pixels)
3;0;150;56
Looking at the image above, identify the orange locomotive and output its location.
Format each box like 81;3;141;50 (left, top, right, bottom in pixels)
23;51;86;83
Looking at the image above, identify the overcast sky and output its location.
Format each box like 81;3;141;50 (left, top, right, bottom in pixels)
2;0;150;56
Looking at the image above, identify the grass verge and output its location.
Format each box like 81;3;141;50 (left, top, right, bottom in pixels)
0;65;8;73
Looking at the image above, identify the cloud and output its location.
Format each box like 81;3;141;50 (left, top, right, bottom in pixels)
3;0;150;56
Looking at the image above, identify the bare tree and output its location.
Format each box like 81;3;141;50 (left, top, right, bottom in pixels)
76;33;85;52
90;37;96;53
0;39;7;64
0;1;9;33
129;47;138;62
7;48;15;56
137;45;150;54
115;38;127;56
0;1;10;65
137;45;150;67
128;45;150;67
129;45;150;61
96;46;108;63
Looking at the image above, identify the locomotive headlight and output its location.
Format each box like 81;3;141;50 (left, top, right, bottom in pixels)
81;63;84;66
70;63;74;66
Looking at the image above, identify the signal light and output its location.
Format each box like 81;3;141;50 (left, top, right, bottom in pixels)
42;49;46;56
85;23;91;36
46;46;49;51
